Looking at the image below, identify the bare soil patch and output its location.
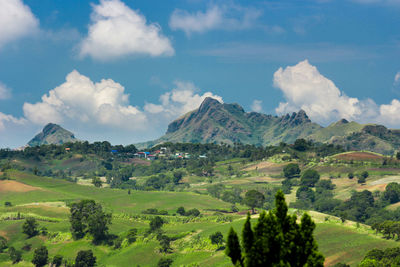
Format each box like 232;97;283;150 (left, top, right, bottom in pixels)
334;152;383;161
0;180;42;192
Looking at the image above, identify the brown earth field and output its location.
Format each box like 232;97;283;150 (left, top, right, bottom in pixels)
334;152;384;161
0;180;42;193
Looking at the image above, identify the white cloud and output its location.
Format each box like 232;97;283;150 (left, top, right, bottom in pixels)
23;70;147;130
169;4;262;35
274;60;379;124
251;100;263;112
394;72;400;85
273;60;400;128
0;0;39;48
0;112;26;131
80;0;174;60
144;80;223;118
0;82;11;100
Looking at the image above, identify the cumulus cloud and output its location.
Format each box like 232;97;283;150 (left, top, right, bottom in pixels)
0;0;39;48
23;70;147;130
0;112;26;131
251;100;263;112
0;82;11;100
273;60;400;128
80;0;174;60
169;4;262;35
144;80;223;118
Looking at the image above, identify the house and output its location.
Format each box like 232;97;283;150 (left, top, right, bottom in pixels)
199;155;207;159
111;149;118;154
147;154;156;161
135;152;150;159
65;148;71;152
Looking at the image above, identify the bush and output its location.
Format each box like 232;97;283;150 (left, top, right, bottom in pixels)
209;231;224;247
283;163;300;179
0;236;7;252
9;247;22;264
22;217;39;238
75;250;96;267
158;257;173;267
176;206;185;216
52;255;63;267
126;228;138;244
186;208;200;217
4;201;12;207
348;172;354;179
149;216;164;232
300;169;320;187
32;246;48;267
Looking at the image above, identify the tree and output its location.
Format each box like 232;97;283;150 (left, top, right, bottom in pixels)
361;171;369;179
210;231;224;247
126;228;137;244
358;176;367;184
32;246;48;267
173;170;184;185
158;257;173;267
0;236;7;252
226;227;243;266
294;138;309;151
158;235;171;253
52;255;63;267
91;177;102;188
176;206;186;216
283;163;301;179
296;186;315;202
149;216;164;232
75;250;96;267
300;169;320;187
348;172;354;179
8;247;22;264
226;190;324;267
69;200;111;244
185;208;200;217
396;151;400;160
22;217;39;238
244;190;265;214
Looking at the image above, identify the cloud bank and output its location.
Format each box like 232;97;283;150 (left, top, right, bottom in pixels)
169;4;262;35
80;0;174;60
0;82;11;100
274;60;400;127
0;0;39;48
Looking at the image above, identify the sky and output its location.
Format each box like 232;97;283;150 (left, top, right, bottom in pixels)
1;0;400;148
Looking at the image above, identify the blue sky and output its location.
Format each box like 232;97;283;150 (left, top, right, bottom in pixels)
1;0;400;148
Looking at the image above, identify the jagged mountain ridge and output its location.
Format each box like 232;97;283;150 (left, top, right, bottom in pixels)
141;97;322;147
28;123;78;147
138;97;400;154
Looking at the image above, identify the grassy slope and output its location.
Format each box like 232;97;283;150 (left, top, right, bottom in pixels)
1;165;399;266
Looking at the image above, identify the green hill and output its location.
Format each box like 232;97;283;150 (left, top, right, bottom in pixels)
28;123;78;147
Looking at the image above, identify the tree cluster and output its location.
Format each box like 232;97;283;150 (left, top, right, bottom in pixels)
226;191;324;267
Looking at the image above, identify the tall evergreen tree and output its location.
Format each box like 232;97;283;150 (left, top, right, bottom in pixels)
226;190;324;267
226;227;242;266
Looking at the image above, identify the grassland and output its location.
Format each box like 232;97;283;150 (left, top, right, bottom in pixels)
1;150;400;266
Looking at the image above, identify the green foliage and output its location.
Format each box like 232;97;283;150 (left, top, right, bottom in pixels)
348;172;354;179
226;191;324;267
177;206;186;216
361;171;369;179
361;247;400;266
209;231;224;247
244;190;265;213
8;246;22;264
75;250;96;267
283;163;301;179
158;257;173;267
300;169;320;187
149;216;164;232
69;199;112;244
32;245;48;267
296;186;315;202
142;208;168;215
52;255;63;267
226;227;243;266
91;176;102;187
126;228;138;244
158;234;172;253
0;236;7;253
22;217;39;237
382;182;400;204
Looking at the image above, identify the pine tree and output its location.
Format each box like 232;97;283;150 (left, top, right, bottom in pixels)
226;227;242;266
226;190;324;267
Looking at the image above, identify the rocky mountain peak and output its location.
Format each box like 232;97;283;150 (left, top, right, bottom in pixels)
28;123;77;147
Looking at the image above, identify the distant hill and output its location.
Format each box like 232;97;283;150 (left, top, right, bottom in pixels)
138;97;322;148
28;123;78;147
137;97;400;154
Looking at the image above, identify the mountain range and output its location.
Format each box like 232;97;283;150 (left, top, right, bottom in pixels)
137;97;400;154
27;98;400;155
